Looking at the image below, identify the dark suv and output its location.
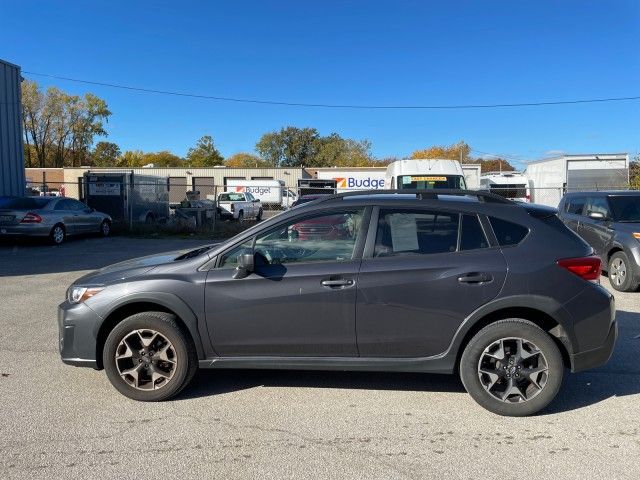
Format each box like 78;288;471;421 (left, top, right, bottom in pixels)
59;190;616;416
559;191;640;292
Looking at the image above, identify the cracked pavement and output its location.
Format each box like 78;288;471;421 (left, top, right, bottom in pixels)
1;237;639;479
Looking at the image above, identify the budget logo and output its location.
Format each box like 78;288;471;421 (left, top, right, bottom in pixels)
335;178;347;188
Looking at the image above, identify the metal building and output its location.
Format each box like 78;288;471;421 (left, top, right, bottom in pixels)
0;59;26;196
524;153;629;207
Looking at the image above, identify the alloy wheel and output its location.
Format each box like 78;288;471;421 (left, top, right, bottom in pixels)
52;226;65;244
101;222;110;236
477;337;548;403
610;258;626;287
115;329;177;391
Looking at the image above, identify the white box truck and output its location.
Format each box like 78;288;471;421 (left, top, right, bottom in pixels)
480;172;529;202
225;179;297;208
315;169;387;193
385;159;467;190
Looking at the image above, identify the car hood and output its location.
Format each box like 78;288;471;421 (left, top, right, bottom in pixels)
613;222;640;234
72;248;202;285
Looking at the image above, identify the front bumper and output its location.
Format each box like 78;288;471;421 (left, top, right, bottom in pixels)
570;320;618;373
58;301;102;368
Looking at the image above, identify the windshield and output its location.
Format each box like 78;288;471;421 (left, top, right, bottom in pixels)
489;184;527;199
609;196;640;222
0;197;51;210
397;175;466;190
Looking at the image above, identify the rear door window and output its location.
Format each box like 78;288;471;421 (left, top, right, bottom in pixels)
488;217;529;246
460;214;489;251
374;209;459;257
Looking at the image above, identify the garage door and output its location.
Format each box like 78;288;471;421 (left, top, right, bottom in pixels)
168;177;187;204
566;169;628;191
193;177;217;201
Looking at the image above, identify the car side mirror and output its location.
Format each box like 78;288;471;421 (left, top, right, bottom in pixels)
588;211;605;220
233;253;255;279
252;199;259;203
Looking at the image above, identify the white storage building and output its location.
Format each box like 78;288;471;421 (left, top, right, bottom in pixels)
524;153;629;207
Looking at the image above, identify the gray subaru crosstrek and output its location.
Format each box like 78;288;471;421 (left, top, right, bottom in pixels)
58;190;616;416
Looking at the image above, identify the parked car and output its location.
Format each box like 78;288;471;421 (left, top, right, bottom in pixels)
59;189;615;416
0;196;112;244
290;194;333;207
559;191;640;291
217;191;263;221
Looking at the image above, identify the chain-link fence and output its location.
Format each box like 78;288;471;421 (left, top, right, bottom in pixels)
21;177;639;238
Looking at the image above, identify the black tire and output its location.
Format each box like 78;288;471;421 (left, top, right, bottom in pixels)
459;319;564;416
103;312;198;401
237;210;244;222
50;224;66;245
608;251;638;292
100;220;111;237
256;208;263;221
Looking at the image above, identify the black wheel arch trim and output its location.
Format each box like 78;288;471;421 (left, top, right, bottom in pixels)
442;294;577;368
94;292;210;361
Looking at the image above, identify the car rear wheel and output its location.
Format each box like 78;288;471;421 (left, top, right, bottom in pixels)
460;319;564;416
103;312;198;401
237;210;244;222
50;224;66;245
608;251;638;292
100;220;111;237
256;208;263;221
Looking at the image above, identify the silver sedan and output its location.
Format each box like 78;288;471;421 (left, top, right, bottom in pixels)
0;196;112;244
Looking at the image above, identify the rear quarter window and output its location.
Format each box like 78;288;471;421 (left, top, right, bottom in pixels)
488;217;528;246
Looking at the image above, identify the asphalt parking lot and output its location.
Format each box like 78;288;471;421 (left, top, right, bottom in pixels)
1;236;639;479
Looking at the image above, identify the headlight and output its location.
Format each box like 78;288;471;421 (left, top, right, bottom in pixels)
67;286;104;304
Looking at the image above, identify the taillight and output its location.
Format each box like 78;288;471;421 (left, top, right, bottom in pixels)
21;212;42;223
557;256;601;282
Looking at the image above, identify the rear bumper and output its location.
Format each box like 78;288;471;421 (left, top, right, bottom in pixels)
58;301;102;369
0;224;51;236
570;320;617;373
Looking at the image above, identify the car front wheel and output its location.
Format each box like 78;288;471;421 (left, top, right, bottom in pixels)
103;312;197;401
608;251;638;292
100;220;111;237
459;319;564;416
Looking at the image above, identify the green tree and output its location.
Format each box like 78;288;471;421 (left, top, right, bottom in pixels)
91;141;121;166
185;135;224;167
21;80;111;167
255;127;320;167
225;152;271;168
312;134;373;167
141;151;184;167
411;140;472;162
117;150;145;167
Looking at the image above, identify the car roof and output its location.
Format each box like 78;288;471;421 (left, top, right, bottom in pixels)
564;190;640;197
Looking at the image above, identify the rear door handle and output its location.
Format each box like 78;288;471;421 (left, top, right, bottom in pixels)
458;273;493;284
321;278;355;289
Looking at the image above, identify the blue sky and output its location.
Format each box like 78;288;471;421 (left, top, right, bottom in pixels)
2;0;639;169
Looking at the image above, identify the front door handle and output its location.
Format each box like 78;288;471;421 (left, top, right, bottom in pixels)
458;273;493;284
321;278;355;289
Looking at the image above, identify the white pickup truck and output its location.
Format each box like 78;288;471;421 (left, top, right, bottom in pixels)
217;192;263;221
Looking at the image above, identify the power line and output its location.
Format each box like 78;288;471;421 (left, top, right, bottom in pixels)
23;70;640;110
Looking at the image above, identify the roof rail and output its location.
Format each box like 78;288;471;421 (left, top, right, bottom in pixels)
312;189;513;205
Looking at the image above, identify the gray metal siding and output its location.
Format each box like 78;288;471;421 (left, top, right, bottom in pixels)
0;59;25;196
